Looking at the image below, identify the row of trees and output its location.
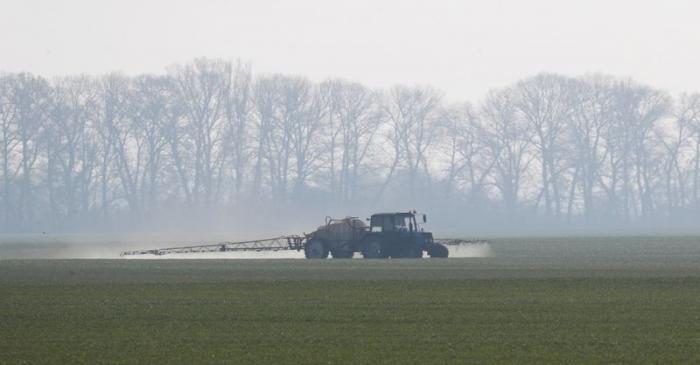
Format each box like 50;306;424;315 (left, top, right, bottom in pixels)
1;59;699;233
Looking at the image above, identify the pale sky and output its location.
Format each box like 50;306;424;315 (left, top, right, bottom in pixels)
1;0;699;101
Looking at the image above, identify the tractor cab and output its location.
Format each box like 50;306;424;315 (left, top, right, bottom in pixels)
369;212;426;233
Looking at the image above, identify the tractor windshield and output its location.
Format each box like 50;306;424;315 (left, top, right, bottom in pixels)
396;214;419;232
369;213;421;232
395;216;409;231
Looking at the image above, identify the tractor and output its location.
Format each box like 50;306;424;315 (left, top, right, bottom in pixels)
304;211;449;259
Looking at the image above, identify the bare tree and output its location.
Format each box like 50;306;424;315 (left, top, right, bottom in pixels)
603;81;670;221
515;73;576;220
222;62;253;203
170;59;232;209
282;77;325;198
480;88;534;218
438;103;494;205
8;74;52;229
252;75;284;201
48;76;100;227
676;94;700;209
0;76;20;228
321;80;380;201
97;74;130;222
568;75;615;222
129;75;172;217
378;85;442;201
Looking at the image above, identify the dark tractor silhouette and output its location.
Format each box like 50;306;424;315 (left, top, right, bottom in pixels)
304;211;449;259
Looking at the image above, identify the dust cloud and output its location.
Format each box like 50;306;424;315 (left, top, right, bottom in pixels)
445;243;493;258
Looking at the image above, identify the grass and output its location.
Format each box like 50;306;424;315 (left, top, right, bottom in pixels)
2;237;700;364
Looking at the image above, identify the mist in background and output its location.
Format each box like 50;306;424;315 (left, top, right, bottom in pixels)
1;0;700;238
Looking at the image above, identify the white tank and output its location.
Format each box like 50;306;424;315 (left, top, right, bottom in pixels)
314;217;367;243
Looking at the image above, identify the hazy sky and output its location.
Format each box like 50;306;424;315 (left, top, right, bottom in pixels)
2;0;698;101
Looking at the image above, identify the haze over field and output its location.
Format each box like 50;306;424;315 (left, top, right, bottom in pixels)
1;0;700;236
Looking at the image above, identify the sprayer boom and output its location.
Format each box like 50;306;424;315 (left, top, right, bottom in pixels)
434;239;490;246
120;235;305;257
120;212;489;258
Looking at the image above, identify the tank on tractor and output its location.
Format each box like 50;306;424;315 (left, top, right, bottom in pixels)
304;211;449;259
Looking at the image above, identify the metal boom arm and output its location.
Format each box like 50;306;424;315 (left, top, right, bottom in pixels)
120;236;305;257
434;238;489;246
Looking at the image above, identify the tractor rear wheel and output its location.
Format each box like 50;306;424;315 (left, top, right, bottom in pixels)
305;239;329;259
361;240;383;259
427;243;449;258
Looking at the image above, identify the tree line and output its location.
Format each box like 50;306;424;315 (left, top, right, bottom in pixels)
1;59;699;233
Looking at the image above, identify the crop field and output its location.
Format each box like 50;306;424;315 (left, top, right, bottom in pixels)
2;236;700;364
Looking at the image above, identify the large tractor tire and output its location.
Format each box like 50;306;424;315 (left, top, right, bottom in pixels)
331;249;353;259
361;240;384;259
406;245;423;258
427;243;449;258
305;239;329;259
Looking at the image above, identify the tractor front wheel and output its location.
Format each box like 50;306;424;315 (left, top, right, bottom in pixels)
427;243;449;258
305;239;329;259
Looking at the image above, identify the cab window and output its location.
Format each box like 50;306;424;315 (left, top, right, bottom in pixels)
382;216;394;232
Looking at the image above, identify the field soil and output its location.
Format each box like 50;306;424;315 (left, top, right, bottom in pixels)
1;236;700;363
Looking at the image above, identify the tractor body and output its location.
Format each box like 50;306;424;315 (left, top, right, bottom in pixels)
304;212;449;259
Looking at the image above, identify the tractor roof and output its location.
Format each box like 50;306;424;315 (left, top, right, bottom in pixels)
371;212;415;217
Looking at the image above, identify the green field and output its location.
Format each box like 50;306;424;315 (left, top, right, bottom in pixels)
2;236;700;364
